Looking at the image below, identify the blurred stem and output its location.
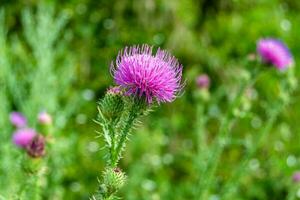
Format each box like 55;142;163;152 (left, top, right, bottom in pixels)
198;80;247;199
222;78;292;199
287;184;298;200
221;103;282;199
194;101;208;195
196;103;207;158
198;67;260;199
19;157;42;200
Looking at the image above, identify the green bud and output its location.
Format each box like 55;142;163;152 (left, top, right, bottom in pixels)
102;167;126;193
99;87;125;122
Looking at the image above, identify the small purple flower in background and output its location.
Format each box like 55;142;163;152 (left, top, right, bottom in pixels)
292;171;300;183
257;38;293;70
38;111;52;125
26;135;46;158
196;74;210;89
12;128;36;148
10;112;27;128
111;44;183;103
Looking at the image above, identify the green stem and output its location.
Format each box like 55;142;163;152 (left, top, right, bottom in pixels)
222;105;281;199
198;80;247;199
222;80;291;199
198;67;260;199
287;184;298;200
108;123;116;167
196;103;207;159
194;103;208;195
111;112;137;167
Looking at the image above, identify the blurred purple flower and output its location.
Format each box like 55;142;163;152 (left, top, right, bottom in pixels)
26;135;46;158
293;171;300;183
12;128;36;148
257;38;293;70
111;44;183;103
10;112;27;128
38;111;52;125
196;74;210;89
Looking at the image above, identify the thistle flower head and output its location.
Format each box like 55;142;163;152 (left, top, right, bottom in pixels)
10;112;27;128
257;38;293;70
111;45;183;104
38;111;52;125
196;74;210;89
26;135;46;158
12;128;36;148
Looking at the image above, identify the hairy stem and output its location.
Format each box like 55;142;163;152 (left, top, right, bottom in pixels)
111;112;137;167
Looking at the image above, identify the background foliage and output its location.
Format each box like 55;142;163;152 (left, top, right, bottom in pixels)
1;0;300;199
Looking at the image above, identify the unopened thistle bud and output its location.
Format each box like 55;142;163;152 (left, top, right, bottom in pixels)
38;111;52;125
102;167;126;193
196;74;210;89
26;135;46;158
99;86;125;122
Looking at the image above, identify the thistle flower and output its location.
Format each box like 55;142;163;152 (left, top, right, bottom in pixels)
38;111;52;125
12;128;36;148
26;135;46;158
196;74;210;89
111;45;183;103
257;38;293;70
292;171;300;183
10;112;27;128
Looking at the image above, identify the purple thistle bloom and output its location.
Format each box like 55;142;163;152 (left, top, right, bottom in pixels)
196;74;210;89
111;45;183;104
12;128;36;148
10;112;27;128
257;38;293;70
38;111;52;125
293;171;300;183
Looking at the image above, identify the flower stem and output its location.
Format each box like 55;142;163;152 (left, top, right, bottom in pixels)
111;112;137;167
198;80;247;199
198;67;260;199
222;104;282;199
222;78;292;199
287;184;298;200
